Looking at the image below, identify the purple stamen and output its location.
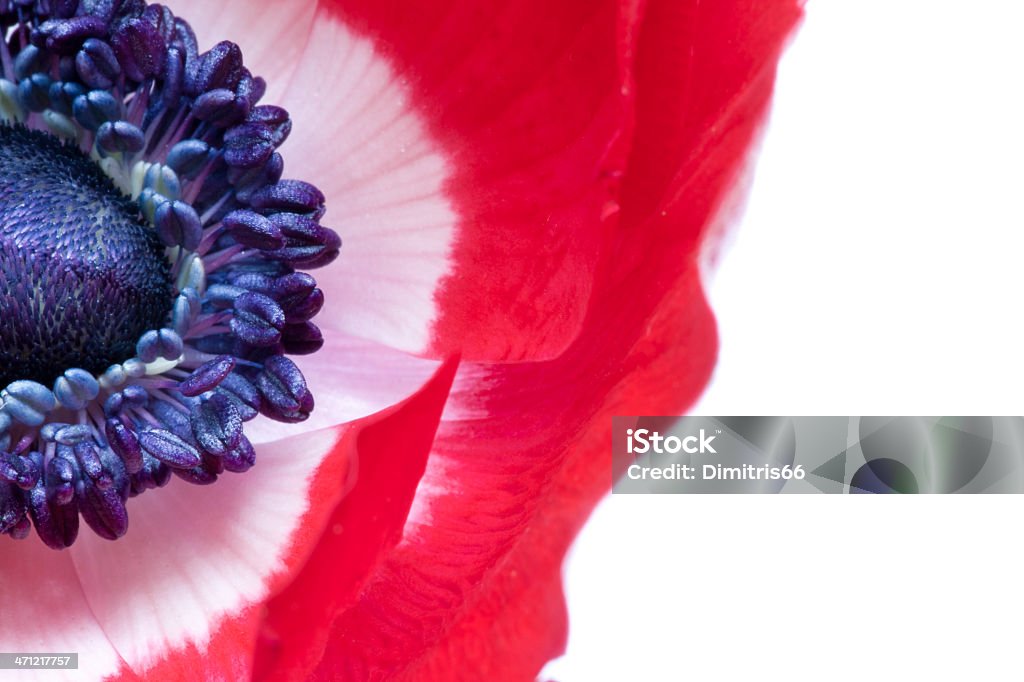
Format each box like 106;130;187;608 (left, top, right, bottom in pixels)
0;0;340;548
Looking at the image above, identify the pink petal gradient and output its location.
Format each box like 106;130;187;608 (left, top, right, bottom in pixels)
275;12;458;355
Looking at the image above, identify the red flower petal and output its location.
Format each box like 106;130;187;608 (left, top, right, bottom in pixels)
305;0;635;361
257;0;802;678
300;278;716;681
622;0;804;229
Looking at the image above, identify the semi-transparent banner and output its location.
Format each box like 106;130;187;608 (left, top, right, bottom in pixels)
612;416;1024;493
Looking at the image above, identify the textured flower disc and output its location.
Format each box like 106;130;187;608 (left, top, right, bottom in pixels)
0;0;340;548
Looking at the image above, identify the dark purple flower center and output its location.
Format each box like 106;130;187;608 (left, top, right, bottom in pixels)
0;124;173;386
0;0;340;549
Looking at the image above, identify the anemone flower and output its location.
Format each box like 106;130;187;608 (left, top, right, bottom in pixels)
0;0;800;679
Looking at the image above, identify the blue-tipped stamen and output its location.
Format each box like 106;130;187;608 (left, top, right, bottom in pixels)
0;0;340;549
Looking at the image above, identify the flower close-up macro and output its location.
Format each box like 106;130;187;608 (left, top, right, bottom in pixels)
0;0;801;679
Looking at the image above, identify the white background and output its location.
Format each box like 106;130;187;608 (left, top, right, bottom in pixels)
546;3;1024;680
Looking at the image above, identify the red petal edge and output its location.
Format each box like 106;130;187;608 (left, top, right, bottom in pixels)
251;357;460;680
